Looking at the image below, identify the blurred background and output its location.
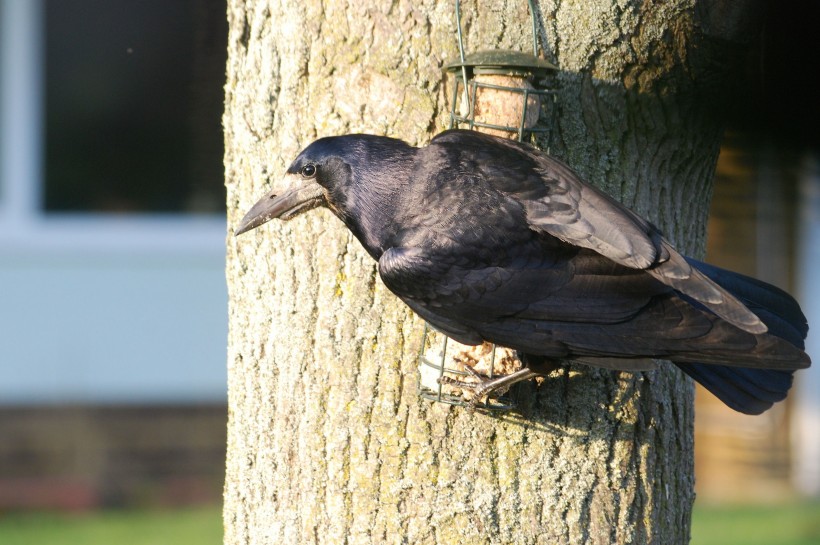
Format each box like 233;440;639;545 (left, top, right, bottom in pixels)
0;0;228;540
0;0;818;544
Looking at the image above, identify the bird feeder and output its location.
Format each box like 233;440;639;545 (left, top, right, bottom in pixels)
446;0;558;141
417;0;559;411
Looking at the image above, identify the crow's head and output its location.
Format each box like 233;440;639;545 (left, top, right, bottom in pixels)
235;134;413;236
234;137;345;235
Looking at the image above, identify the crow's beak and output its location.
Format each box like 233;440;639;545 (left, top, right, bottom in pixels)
234;174;325;235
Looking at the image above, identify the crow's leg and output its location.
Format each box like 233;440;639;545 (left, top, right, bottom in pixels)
439;352;563;407
515;352;563;375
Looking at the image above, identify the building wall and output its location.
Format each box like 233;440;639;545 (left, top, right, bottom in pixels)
0;249;227;404
0;0;230;509
0;405;226;509
0;0;228;405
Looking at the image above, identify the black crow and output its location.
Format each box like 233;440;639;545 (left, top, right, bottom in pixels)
236;129;810;415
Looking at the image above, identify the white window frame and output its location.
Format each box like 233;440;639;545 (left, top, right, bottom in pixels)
0;0;225;259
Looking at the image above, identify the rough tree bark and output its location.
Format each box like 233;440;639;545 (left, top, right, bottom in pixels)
224;1;760;543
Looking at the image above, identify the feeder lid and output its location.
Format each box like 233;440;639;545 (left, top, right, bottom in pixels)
445;49;557;77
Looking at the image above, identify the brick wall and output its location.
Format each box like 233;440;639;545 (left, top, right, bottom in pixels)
0;405;226;510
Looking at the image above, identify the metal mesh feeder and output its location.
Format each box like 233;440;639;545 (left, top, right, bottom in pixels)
418;324;520;410
445;0;558;141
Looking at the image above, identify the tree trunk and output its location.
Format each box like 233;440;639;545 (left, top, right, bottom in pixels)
224;1;756;543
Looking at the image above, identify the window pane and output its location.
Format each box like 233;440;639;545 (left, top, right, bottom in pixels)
44;0;226;213
0;3;3;207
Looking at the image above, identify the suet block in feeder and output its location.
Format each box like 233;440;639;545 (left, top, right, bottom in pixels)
446;50;557;140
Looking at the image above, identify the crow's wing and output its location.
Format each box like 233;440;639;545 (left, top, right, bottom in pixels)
378;244;807;371
429;131;662;268
379;244;663;354
379;245;662;320
429;130;766;334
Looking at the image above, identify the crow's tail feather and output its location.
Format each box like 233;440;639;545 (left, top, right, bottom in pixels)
687;258;808;347
675;363;794;414
679;258;808;414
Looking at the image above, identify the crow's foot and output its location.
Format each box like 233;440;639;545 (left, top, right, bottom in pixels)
440;366;540;408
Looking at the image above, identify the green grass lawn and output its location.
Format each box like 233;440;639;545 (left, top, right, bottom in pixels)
691;502;820;545
0;505;222;545
0;502;818;544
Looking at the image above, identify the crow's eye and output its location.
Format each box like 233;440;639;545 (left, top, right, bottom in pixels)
300;164;317;178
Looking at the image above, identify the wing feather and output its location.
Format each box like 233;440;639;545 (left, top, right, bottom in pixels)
429;130;766;334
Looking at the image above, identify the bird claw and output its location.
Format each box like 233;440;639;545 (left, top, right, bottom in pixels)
439;366;539;409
